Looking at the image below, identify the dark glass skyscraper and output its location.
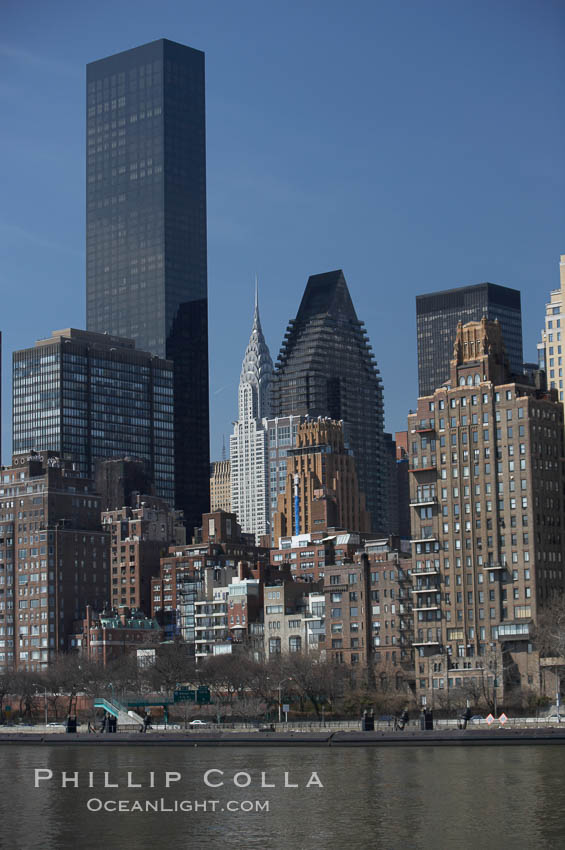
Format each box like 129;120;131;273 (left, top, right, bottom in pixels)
416;283;523;397
271;270;387;532
85;39;209;528
13;329;174;503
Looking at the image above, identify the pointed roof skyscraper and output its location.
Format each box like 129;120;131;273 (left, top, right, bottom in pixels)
271;269;386;532
238;279;274;421
230;280;274;544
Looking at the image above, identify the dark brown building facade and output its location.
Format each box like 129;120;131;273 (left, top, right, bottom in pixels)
103;494;185;614
409;318;565;706
273;419;371;541
0;452;109;672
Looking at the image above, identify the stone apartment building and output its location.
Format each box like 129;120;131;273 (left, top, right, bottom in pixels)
263;579;324;658
408;318;565;707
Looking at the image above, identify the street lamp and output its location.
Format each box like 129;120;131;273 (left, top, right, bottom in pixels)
33;683;48;727
276;678;292;724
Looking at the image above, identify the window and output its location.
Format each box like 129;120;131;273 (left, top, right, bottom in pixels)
289;636;301;653
268;637;281;654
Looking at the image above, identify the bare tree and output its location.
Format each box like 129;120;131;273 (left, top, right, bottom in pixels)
282;654;344;717
144;639;196;693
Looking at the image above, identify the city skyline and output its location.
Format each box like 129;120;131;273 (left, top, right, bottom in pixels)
1;2;564;466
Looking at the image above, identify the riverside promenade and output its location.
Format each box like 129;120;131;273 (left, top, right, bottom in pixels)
2;726;565;746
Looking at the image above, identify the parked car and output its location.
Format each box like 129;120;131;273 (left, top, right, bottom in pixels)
189;719;208;727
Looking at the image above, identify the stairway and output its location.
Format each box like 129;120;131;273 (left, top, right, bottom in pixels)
93;697;144;729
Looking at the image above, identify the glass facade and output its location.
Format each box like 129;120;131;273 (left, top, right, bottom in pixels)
271;271;386;533
85;39;209;527
12;330;174;504
416;283;523;397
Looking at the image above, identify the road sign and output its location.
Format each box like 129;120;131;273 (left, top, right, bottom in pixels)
486;713;494;725
282;704;290;713
174;690;195;703
197;686;211;704
498;713;508;725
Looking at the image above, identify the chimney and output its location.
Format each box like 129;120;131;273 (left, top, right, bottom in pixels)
204;567;214;601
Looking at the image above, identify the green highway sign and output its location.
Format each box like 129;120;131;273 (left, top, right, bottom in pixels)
174;690;196;702
197;686;211;704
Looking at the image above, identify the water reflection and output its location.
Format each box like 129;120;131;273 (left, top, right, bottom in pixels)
0;745;564;849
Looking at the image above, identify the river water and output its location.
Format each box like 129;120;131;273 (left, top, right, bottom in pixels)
1;744;564;849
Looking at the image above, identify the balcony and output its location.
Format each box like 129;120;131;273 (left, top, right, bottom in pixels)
483;563;505;571
195;630;229;642
412;584;440;594
413;420;435;433
410;459;437;472
410;496;437;506
411;566;440;576
195;618;228;629
412;534;438;544
413;604;440;612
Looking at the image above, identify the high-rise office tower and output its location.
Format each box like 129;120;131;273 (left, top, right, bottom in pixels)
408;318;565;706
416;283;523;397
272;418;371;540
230;291;273;543
210;459;232;513
85;39;209;528
271;270;385;532
13;329;174;503
537;255;565;403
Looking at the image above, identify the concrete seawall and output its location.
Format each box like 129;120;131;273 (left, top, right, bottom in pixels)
2;728;565;746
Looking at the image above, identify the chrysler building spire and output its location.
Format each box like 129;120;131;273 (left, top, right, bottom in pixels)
238;279;274;421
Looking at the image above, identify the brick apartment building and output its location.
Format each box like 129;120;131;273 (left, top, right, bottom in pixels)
270;530;362;581
151;511;272;641
103;494;185;614
408;318;565;706
0;451;109;672
71;604;161;665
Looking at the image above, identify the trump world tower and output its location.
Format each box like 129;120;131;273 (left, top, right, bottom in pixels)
85;39;209;527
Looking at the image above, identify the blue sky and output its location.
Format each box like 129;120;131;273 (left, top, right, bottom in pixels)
1;0;564;465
